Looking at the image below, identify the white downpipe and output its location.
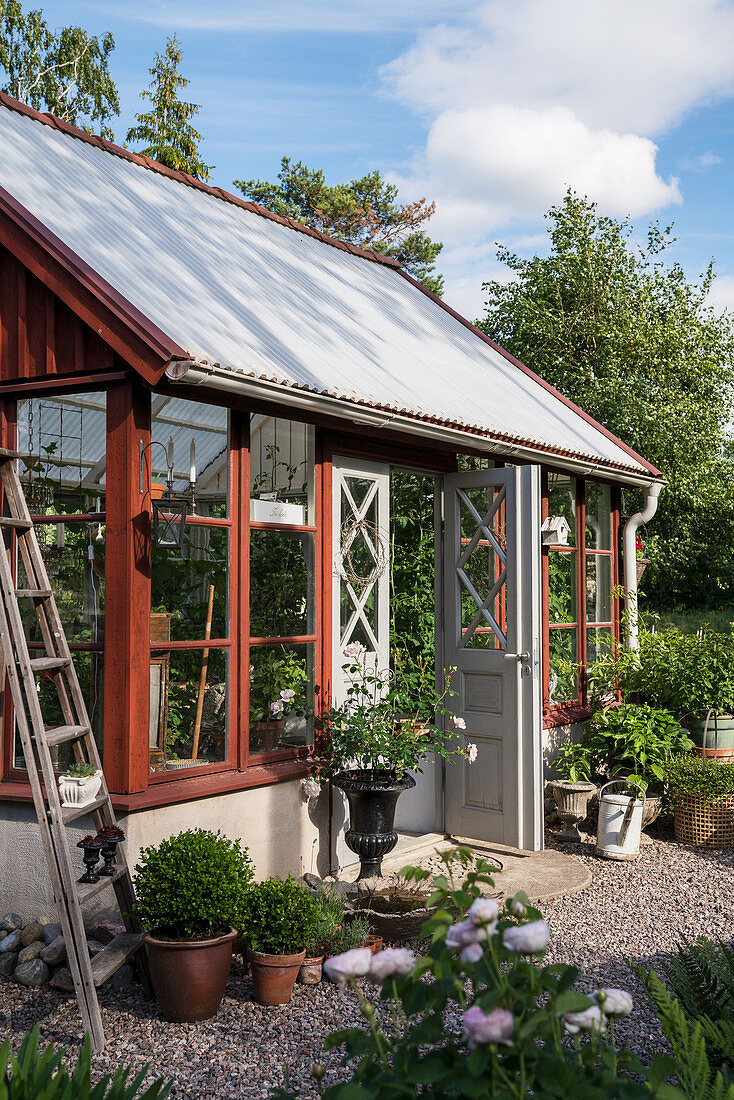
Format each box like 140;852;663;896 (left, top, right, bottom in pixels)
622;482;664;650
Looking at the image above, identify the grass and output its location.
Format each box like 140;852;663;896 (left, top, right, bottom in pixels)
642;607;734;634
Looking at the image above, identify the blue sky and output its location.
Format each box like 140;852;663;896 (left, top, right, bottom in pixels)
24;1;734;321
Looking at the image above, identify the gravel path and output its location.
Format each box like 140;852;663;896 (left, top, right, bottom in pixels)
2;830;733;1097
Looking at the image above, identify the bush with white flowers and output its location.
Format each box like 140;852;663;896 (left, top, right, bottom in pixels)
272;848;699;1100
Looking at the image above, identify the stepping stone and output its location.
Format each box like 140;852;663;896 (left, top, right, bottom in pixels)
40;936;67;966
0;952;17;978
18;941;43;964
21;922;44;947
14;959;49;987
0;930;22;953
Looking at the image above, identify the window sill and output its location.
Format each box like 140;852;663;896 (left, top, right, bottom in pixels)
0;758;311;811
543;703;592;729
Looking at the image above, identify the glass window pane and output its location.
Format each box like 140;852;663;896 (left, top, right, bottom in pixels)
152;397;229;517
547;474;576;542
549;628;578;703
17;392;107;514
19;521;105;644
458;486;507;649
153;648;228;771
250;416;315;524
249;643;314;755
250;530;314;637
152;526;228;641
548;551;576;625
585;483;612;550
586;554;612;624
587;626;614;668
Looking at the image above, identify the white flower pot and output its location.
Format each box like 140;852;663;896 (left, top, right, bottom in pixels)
57;770;103;808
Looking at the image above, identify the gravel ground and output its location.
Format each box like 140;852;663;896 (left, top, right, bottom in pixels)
2;828;733;1097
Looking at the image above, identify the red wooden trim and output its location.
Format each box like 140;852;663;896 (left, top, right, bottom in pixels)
30;513;105;523
183;515;232;529
226;410;240;772
319;432;333;752
543;704;592;729
611;487;622;648
540;471;550;707
16;261;28;378
250;521;317;534
577;481;587;705
249;635;317;647
149;638;231;651
0;395;15;780
238;412;251;772
149;760;234;785
395;268;662;478
0;189;183;384
0;371;128;393
324;431;457;473
104;380;150;794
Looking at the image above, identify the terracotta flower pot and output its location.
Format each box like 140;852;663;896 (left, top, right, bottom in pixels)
145;927;236;1022
297;954;325;984
247;947;306;1005
365;934;383;955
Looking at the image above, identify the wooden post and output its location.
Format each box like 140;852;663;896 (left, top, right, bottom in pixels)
104;379;150;794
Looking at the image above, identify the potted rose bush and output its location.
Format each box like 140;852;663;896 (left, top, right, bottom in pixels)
313;644;476;879
133;828;253;1022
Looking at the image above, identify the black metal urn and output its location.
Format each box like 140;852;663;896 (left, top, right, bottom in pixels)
332;770;416;879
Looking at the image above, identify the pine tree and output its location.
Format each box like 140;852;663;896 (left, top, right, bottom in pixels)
126;35;210;181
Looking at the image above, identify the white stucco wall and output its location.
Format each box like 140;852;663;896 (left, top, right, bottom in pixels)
542;721;588;777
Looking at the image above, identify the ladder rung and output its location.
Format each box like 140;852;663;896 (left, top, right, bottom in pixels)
76;866;126;905
16;588;52;598
61;794;107;825
42;724;88;748
91;932;145;987
29;656;70;672
0;516;32;528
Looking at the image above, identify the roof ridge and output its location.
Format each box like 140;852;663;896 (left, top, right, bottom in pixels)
0;91;400;270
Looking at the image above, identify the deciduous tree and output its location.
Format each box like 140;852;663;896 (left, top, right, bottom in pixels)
478;191;734;611
0;0;118;136
126;35;210;181
235;157;444;295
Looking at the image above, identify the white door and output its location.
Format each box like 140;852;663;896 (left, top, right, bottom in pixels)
332;457;390;704
443;466;543;851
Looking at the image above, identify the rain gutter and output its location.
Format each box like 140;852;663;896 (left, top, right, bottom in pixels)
622;482;664;649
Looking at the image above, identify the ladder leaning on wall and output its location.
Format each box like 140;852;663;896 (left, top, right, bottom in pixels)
0;447;150;1052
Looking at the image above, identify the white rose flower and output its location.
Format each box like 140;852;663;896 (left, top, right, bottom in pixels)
323;948;372;984
280;688;296;701
502;919;550;954
452;716;466;729
468;898;499;927
466;743;478;763
460;942;484;965
368;948;415;982
597;988;633;1017
563;1005;605;1035
301;777;321;800
270;700;284;715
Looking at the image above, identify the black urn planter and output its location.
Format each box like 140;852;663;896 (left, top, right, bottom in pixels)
332;770;416;879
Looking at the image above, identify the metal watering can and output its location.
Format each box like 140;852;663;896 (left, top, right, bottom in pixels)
595;780;646;861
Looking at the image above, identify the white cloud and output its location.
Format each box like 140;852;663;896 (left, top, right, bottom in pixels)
706;272;734;313
679;151;724;172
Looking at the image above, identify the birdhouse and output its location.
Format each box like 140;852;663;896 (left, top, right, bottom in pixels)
541;515;571;546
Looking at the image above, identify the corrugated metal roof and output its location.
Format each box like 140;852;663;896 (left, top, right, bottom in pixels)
0;97;655;477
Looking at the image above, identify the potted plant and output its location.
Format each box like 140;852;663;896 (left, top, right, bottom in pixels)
664;756;734;847
239;876;319;1005
133;828;254;1022
249;647;309;753
549;743;598;841
299;885;345;984
315;644;475;878
57;762;103;808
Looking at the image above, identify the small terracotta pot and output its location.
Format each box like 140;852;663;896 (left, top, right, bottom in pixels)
247;947;306;1005
365;935;383;955
145;928;236;1022
297;954;325;984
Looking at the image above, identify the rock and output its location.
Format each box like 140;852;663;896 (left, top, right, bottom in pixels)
302;873;322;892
17;941;43;964
42;923;62;945
0;913;23;933
355;876;384;896
331;880;358;899
93;919;124;945
20;922;44;947
0;930;22;953
40;936;67;966
50;966;74;992
14;958;49;987
0;952;17;978
110;964;133;991
86;939;105;957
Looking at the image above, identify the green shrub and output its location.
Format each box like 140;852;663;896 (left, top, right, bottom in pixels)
306;886;346;956
664;757;734;805
63;763;98;778
240;877;318;955
584;704;693;791
0;1026;170;1099
327;913;371;955
133;828;254;939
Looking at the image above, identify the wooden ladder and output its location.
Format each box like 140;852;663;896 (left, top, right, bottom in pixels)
0;448;150;1052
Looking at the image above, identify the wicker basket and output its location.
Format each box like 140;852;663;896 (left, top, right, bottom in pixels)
636;558;650;584
674;793;734;847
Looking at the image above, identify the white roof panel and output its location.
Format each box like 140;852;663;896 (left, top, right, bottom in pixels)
0;100;653;475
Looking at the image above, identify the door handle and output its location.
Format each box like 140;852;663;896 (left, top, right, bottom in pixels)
503;652;530;661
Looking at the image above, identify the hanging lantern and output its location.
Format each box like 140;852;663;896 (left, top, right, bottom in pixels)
152;492;188;551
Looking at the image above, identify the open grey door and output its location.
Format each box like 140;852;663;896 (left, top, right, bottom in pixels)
443;466;543;851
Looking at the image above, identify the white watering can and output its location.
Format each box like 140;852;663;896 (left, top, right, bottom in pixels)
595;781;646;861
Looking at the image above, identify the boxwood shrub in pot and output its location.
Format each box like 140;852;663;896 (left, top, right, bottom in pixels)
240;877;318;1005
133;828;253;1021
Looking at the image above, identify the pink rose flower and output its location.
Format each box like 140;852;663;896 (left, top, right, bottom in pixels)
460;942;484;965
452;716;466;729
466;743;478;763
503;919;550;954
280;688;296;701
468;898;498;927
462;1006;514;1048
368;948;415;982
563;1005;605;1034
446;918;486;949
323;948;372;984
270;700;284;715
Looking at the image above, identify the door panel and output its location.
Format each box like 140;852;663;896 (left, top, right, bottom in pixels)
444;466;542;850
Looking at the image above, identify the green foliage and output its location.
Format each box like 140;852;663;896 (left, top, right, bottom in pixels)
249;645;309;724
306;886;346;956
390;470;436;671
0;1;118;135
273;848;691;1099
63;762;98;778
590;622;734;717
633;963;734;1099
0;1025;170;1100
478;191;734;611
654;937;734;1068
126;35;210;180
133;828;254;939
663;756;734;804
553;740;598;784
327;915;371;956
314;651;464;779
234;157;444;294
583;705;693;791
239;876;319;956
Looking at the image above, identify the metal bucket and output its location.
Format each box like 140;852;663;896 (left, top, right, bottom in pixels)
595;781;645;861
